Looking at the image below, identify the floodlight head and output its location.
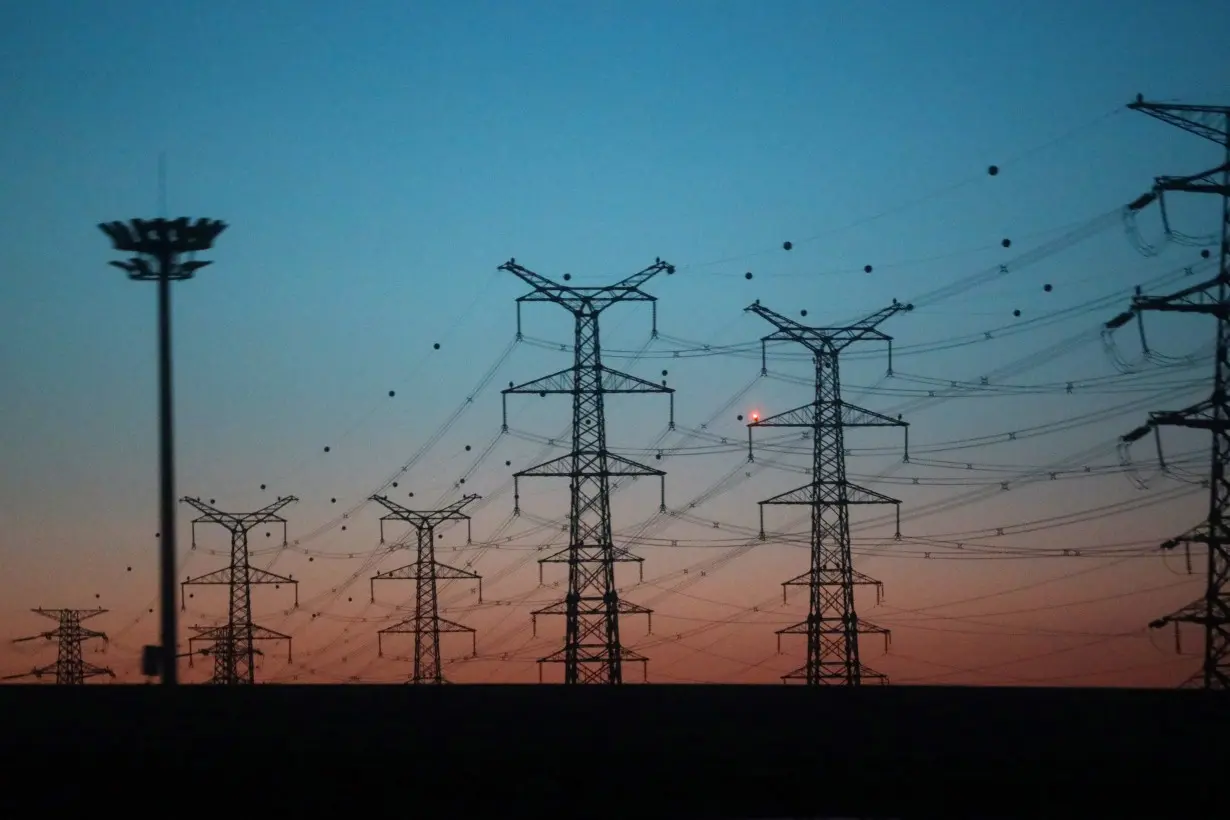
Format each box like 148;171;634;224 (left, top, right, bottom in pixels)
99;217;226;281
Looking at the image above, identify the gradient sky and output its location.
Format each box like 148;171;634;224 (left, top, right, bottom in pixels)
2;0;1228;685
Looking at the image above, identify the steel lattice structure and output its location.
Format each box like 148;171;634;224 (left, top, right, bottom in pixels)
501;257;674;684
369;494;483;684
746;299;911;685
4;608;115;684
1109;96;1230;689
180;496;299;684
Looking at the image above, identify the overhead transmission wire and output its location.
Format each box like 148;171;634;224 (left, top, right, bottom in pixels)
156;107;1190;688
211;264;1210;678
266;311;675;678
464;291;1205;678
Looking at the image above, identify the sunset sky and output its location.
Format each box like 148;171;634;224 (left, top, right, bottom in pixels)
2;0;1228;685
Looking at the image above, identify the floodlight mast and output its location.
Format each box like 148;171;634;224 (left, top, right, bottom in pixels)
98;217;227;686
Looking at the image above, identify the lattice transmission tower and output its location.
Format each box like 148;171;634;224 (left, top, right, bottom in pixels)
180;496;299;684
369;494;483;684
4;608;115;684
1108;95;1230;689
500;257;674;684
746;299;912;685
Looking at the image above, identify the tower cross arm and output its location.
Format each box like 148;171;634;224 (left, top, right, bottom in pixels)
180;495;298;528
1128;98;1230;145
504;366;575;395
501;258;674;312
501;259;576;305
745;301;816;344
370;493;479;530
603;259;676;307
747;299;913;353
1132;275;1230;318
515;451;663;479
1154;162;1230;196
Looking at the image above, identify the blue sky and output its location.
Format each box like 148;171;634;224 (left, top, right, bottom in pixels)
1;0;1227;684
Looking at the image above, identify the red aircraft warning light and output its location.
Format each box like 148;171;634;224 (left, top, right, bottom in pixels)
750;411;760;422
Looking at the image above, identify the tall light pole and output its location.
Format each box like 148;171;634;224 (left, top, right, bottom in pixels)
99;217;227;685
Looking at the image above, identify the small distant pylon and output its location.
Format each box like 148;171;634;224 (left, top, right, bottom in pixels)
746;299;912;685
180;496;299;684
369;494;483;684
4;608;115;684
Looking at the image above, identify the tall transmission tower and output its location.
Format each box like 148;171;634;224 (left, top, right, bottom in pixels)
746;299;912;685
500;257;675;684
369;494;483;684
4;609;115;684
1108;95;1230;689
180;496;299;684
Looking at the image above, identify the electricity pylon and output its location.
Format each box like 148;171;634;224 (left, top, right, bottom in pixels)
746;299;912;685
4;608;115;684
180;496;299;684
369;494;483;684
500;257;674;684
1108;95;1230;689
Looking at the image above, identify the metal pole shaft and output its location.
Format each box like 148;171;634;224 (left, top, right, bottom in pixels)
157;270;179;685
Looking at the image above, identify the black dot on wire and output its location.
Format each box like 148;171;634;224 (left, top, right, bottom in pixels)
655;453;662;460
988;165;999;176
745;272;753;280
209;499;215;504
737;414;744;421
661;370;668;376
460;478;466;484
331;497;337;503
324;446;330;453
1202;249;1211;259
433;343;440;350
1013;309;1021;317
465;445;471;451
505;460;511;466
1002;238;1011;248
800;309;808;317
782;241;793;251
563;273;572;281
392;481;398;488
1044;284;1053;293
409;492;415;498
260;484;266;490
864;265;873;274
388;390;395;397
